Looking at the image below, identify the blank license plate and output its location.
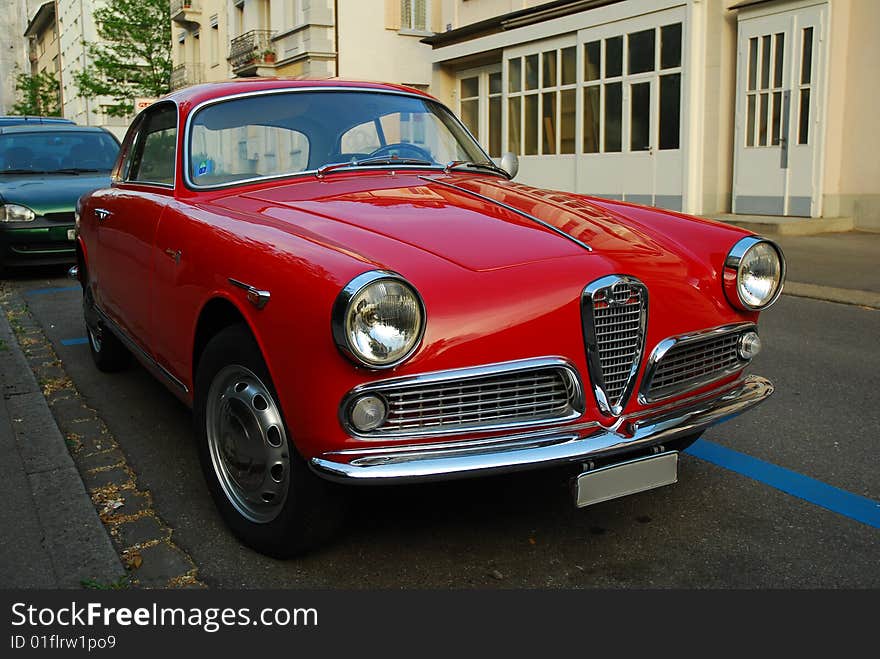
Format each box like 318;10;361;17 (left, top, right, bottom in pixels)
574;452;678;508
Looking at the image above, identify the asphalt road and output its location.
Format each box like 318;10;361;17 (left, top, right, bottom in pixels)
7;269;880;588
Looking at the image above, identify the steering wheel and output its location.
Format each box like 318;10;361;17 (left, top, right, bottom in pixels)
367;142;433;161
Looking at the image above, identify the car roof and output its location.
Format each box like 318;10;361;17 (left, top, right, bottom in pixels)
0;116;75;125
162;77;435;111
0;124;110;135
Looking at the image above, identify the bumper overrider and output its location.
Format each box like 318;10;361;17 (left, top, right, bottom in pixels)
310;374;773;483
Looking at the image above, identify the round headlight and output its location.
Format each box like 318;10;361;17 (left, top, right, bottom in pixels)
332;271;425;368
723;237;785;310
1;203;36;223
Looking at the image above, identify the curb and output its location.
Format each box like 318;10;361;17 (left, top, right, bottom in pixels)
0;294;124;588
1;285;205;589
782;281;880;310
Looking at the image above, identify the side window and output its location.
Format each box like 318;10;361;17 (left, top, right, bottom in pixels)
126;104;177;186
115;116;144;182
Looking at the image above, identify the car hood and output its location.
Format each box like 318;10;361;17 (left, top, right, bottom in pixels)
0;173;111;215
228;172;743;275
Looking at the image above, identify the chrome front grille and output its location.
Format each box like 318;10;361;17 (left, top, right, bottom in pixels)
343;359;584;438
641;324;753;403
582;275;648;416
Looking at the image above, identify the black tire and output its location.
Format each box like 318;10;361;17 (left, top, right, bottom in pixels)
193;323;345;558
83;281;131;372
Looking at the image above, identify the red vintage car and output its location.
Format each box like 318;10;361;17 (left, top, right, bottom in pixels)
73;79;784;557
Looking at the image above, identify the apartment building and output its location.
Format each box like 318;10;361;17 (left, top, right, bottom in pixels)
424;0;879;229
171;0;436;88
56;0;127;136
24;2;62;88
0;0;30;115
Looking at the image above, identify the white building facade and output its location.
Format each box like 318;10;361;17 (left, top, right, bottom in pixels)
425;0;880;230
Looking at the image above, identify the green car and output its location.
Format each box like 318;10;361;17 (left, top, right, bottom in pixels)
0;124;120;273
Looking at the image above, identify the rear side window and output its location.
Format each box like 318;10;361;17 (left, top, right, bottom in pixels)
127;104;177;186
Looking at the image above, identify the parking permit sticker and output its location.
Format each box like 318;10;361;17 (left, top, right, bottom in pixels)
195;159;214;177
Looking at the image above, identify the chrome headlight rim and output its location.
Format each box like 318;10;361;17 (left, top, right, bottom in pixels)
1;203;36;223
331;269;426;370
723;236;786;311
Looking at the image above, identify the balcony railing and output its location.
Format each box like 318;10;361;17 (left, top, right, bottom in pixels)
228;30;277;73
170;63;205;91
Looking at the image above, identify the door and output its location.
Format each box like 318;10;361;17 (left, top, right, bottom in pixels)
573;8;685;210
95;102;177;348
457;65;503;160
733;3;826;217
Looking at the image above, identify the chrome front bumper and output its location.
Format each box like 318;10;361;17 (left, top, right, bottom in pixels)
310;375;773;484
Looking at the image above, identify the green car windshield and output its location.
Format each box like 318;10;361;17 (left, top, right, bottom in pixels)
0;131;120;173
188;90;492;187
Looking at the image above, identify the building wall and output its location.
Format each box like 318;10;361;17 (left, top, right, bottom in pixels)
57;0;124;136
439;0;546;31
823;0;880;230
336;0;435;88
0;0;30;115
171;0;232;87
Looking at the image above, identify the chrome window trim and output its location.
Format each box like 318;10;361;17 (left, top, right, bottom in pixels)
723;235;786;311
339;356;586;439
118;99;180;192
331;269;427;371
637;321;756;405
581;274;648;417
182;86;497;191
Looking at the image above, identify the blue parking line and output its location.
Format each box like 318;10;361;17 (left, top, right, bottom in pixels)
686;439;880;529
60;337;89;346
23;285;80;297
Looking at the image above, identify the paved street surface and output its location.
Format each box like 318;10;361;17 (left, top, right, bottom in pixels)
3;264;877;589
774;232;880;293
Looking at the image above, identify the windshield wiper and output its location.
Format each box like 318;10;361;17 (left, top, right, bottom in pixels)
53;168;104;174
0;169;50;175
316;156;434;178
444;160;510;178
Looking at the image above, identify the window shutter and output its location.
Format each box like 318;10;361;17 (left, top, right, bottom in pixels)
385;0;402;30
414;0;426;32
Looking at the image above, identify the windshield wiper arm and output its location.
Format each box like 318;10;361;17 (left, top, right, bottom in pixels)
444;160;510;178
316;156;434;178
1;169;49;175
53;168;103;174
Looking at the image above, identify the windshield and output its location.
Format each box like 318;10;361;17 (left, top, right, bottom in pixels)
0;131;120;173
188;90;491;187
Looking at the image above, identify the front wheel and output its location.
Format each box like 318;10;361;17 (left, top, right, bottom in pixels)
194;324;344;557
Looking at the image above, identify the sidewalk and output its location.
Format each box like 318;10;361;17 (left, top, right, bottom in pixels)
774;231;880;308
0;302;123;588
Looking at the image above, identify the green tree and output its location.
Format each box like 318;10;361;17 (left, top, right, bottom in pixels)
11;68;61;116
75;0;172;117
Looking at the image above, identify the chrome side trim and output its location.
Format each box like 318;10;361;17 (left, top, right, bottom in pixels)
638;322;755;405
419;176;593;253
228;277;271;310
723;236;786;311
339;357;586;439
581;275;648;417
310;374;773;483
93;305;189;394
330;270;426;370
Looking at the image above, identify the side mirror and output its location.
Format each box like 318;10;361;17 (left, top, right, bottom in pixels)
499;152;519;179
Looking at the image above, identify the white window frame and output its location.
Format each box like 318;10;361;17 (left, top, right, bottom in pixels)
400;0;432;36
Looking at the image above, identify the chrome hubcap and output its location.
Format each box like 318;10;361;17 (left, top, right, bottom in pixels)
206;365;290;523
87;325;102;353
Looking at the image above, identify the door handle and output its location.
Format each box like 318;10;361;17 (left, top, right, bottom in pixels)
95;208;112;221
164;248;182;265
